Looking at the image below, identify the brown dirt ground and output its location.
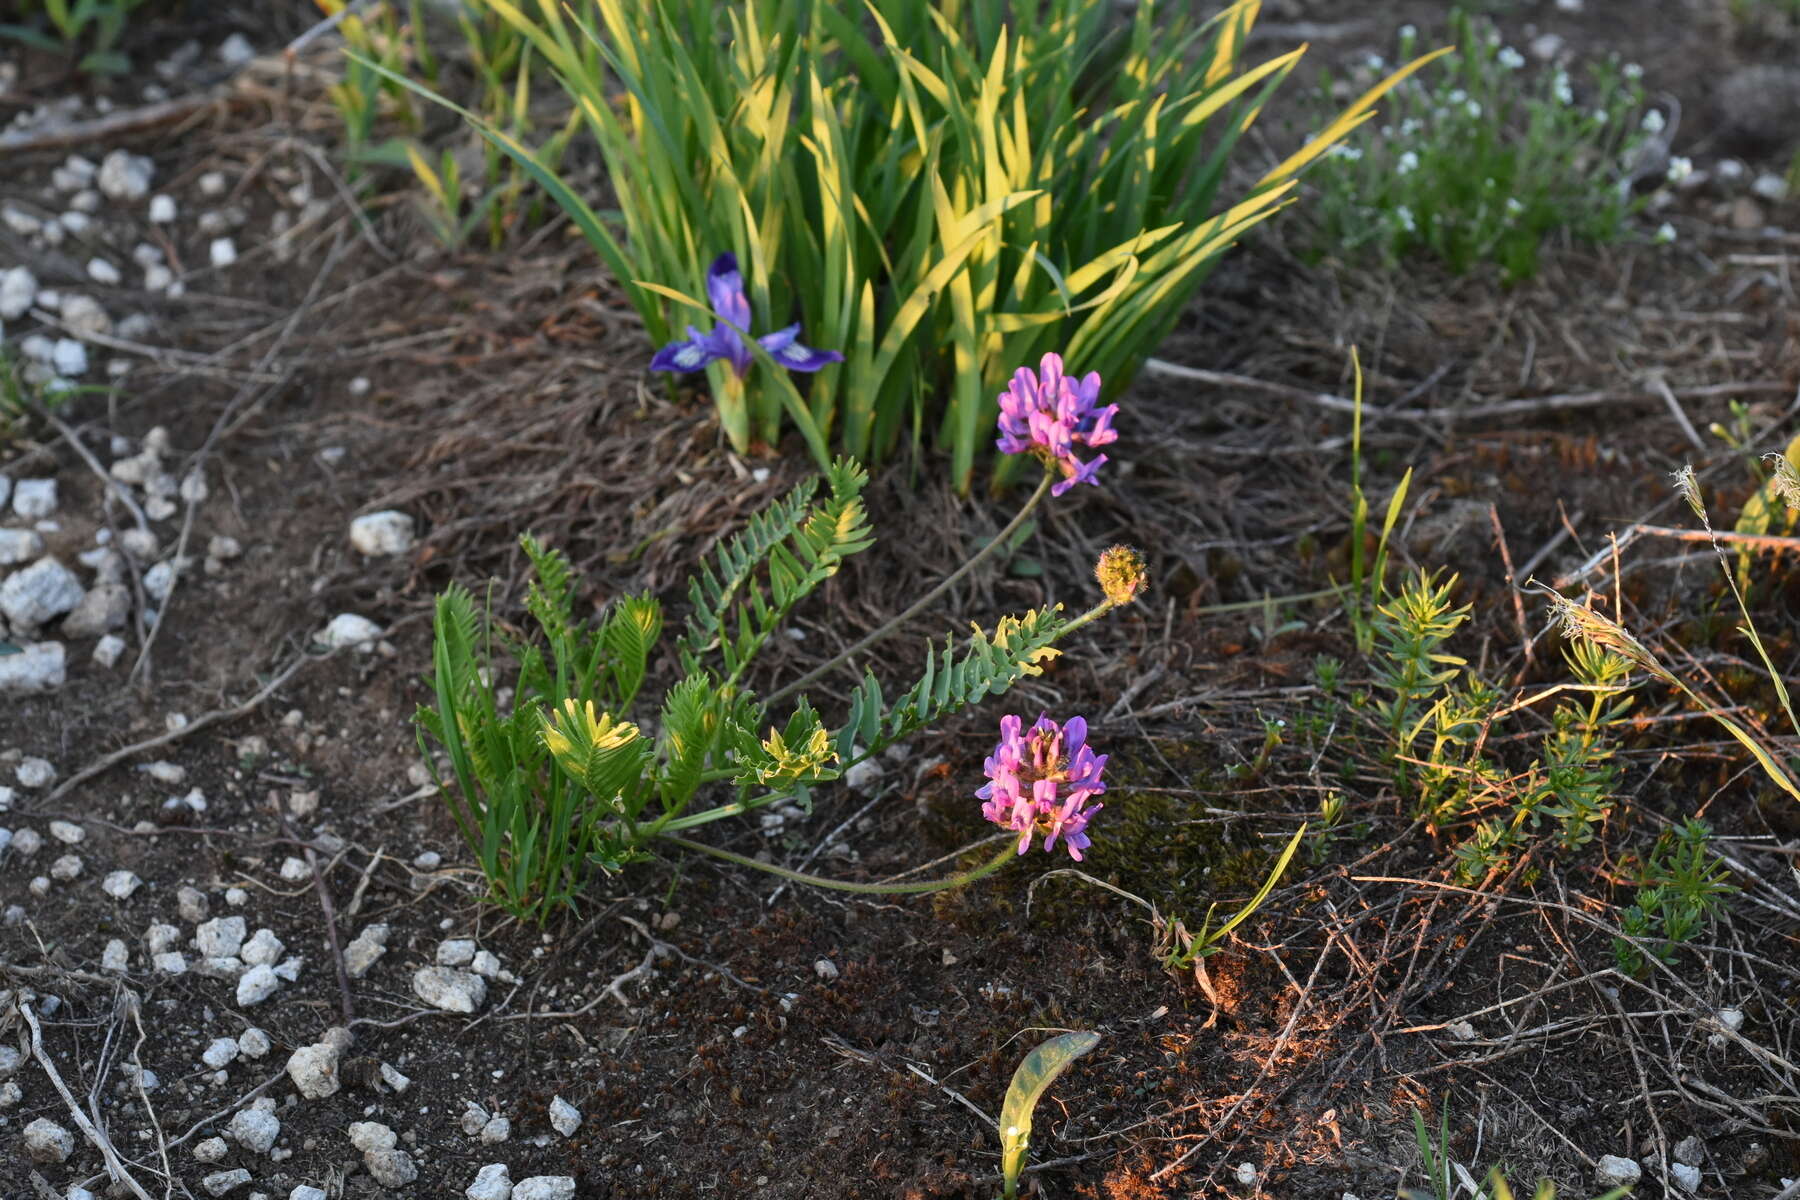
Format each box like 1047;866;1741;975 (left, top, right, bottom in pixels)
3;2;1799;1198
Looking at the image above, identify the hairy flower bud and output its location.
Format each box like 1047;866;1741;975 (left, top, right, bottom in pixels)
1095;545;1148;607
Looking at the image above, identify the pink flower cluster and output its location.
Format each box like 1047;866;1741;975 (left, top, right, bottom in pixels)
994;353;1119;496
977;713;1107;860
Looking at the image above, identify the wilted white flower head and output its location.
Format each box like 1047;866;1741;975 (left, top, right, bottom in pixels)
1395;205;1417;233
1763;453;1800;509
1396;150;1420;176
1671;465;1707;520
1553;71;1573;104
1542;591;1665;679
1666;157;1693;184
1623;62;1644;81
1498;46;1525;70
1641;109;1666;134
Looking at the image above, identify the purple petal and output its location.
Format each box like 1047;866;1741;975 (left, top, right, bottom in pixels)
700;323;752;378
650;327;722;373
706;253;752;331
758;326;844;373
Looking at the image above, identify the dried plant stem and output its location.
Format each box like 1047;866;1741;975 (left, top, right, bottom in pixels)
20;1002;154;1200
663;833;1015;895
766;469;1054;706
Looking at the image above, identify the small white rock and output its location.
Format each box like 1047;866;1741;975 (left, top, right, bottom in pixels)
1716;1007;1744;1033
228;1105;280;1154
196;915;247;957
148;194;176;223
470;950;501;979
285;1040;340;1099
379;1062;411;1093
345;923;390;978
23;1117;75;1162
512;1178;576;1200
279;856;310;882
0;528;44;565
202;1037;240;1069
290;1188;326;1200
237;963;280;1006
365;1148;419;1188
93;634;126;668
320;612;383;650
349;510;416;556
86;258;122;286
1234;1163;1258;1187
241;928;284;966
843;757;884;795
814;958;839;981
548;1095;581;1137
201;1168;252;1196
480;1115;511;1143
1;556;82;626
0;642;66;693
1671;1163;1701;1192
218;32;255;65
412;849;441;869
48;819;84;844
437;938;477;967
102;938;129;971
97;150;155;202
349;1121;398;1153
193;1136;229;1162
413;965;488;1013
1595;1155;1642;1189
0;267;36;321
465;1163;512;1200
50;853;83;881
101;869;142;899
51;337;88;377
209;238;237;268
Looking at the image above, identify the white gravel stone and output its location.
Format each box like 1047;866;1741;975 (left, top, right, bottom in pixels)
345;923;390;977
480;1115;510;1143
320;612;382;650
13;826;44;855
51;337;87;377
465;1163;512;1200
102;939;129;971
209;237;237;268
814;958;839;981
0;528;44;564
62;582;129;638
437;938;477;966
1717;1007;1745;1033
98;150;155;202
412;849;441;868
413;965;487;1013
461;1101;492;1135
146;923;179;953
1234;1163;1258;1187
0;642;66;693
290;1189;326;1200
195;956;246;981
17;759;55;790
196;915;247;958
202;1037;240;1069
1671;1162;1701;1191
142;560;176;602
285;1040;339;1099
48;819;83;844
148;194;176;223
278;856;310;882
0;1046;18;1077
50;853;82;880
843;757;884;795
219;33;255;65
0;267;35;320
470;950;501;979
85;258;121;286
176;884;209;923
379;1062;411;1092
1595;1156;1642;1189
101;869;141;899
237;963;280;1005
193;1136;228;1162
274;956;302;981
153;951;187;974
229;1104;280;1154
349;510;416;556
365;1148;418;1188
60;294;110;338
201;1169;252;1196
548;1095;581;1137
93;634;126;669
512;1178;576;1200
349;1121;398;1153
1;205;40;235
241;928;284;966
238;1028;271;1058
1;557;82;628
23;1117;76;1162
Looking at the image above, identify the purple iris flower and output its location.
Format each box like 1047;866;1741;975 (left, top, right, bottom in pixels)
995;352;1119;496
976;712;1107;860
649;253;843;379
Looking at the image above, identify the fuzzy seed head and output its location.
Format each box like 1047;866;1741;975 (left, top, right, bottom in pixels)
1764;453;1800;510
1671;465;1707;521
1543;592;1663;678
1095;545;1149;607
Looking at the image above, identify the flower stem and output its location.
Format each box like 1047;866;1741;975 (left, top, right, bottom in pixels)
1056;599;1117;639
660;833;1018;894
766;468;1055;708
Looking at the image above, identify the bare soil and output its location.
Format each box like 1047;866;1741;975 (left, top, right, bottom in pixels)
3;2;1798;1198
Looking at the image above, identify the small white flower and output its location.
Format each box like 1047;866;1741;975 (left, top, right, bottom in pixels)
1592;108;1609;125
1448;88;1468;104
1641;109;1666;134
1497;46;1525;70
1400;117;1422;137
1399;24;1418;40
1505;197;1525;217
1366;53;1387;71
1396;150;1420;176
1395;205;1417;233
1466;99;1483;118
1666;156;1693;183
1654;222;1676;245
1330;144;1365;162
1623;62;1643;81
1553;71;1573;105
